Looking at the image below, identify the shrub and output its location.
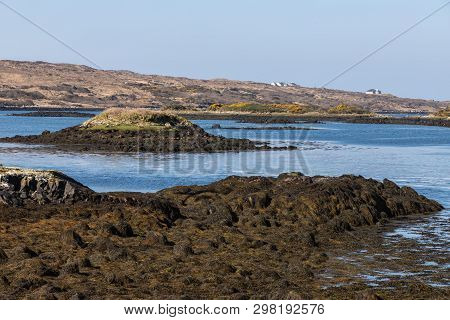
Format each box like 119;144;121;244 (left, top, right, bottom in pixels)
327;104;370;115
207;102;314;113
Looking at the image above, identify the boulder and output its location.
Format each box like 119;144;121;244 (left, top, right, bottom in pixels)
0;167;94;206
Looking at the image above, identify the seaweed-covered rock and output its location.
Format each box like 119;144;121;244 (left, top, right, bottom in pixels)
0;108;274;153
0;167;93;206
0;170;444;299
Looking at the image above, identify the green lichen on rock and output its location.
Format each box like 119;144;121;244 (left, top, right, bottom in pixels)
81;108;194;131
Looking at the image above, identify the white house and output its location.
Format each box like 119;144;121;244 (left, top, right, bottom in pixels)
270;82;297;87
365;89;382;95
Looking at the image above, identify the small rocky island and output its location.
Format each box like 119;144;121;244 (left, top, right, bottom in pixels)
0;108;274;152
0;167;444;299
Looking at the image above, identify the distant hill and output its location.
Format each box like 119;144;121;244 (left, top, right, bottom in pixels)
0;60;447;112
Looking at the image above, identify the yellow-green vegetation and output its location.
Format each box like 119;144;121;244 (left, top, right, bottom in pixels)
208;102;314;113
81;108;194;131
433;107;450;118
327;104;371;115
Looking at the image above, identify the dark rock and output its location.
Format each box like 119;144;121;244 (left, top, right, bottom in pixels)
0;168;94;207
104;221;134;237
0;170;444;299
11;246;38;259
0;248;8;263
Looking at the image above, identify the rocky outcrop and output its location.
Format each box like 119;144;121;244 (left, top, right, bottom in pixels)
0;168;93;206
183;112;450;128
158;172;443;232
0;170;444;299
0;109;276;153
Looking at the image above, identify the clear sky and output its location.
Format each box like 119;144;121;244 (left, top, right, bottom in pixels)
1;0;449;100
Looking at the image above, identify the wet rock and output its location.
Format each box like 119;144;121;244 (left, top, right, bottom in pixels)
0;170;444;299
0;248;8;263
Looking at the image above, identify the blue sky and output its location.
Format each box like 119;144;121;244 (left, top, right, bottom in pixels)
1;0;449;100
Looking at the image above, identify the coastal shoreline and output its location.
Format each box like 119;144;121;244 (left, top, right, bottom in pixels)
180;111;450;127
2;107;448;127
0;168;446;299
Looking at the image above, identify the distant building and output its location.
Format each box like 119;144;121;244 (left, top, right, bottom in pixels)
270;82;297;87
365;89;382;95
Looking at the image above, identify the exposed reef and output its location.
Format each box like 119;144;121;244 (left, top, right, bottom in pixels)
0;108;279;153
0;168;445;299
182;112;450;127
211;126;317;131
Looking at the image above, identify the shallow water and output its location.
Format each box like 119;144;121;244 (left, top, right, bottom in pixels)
0;110;449;286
